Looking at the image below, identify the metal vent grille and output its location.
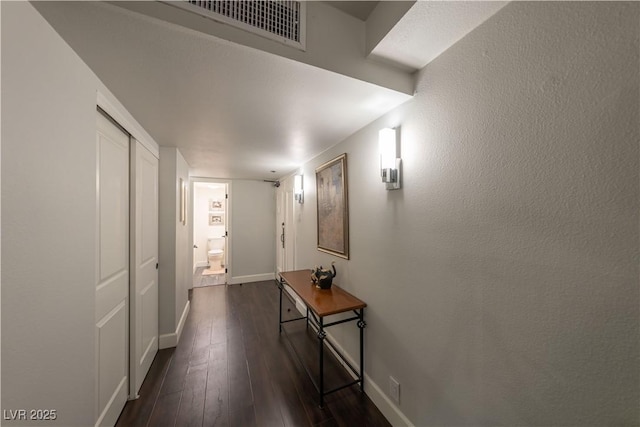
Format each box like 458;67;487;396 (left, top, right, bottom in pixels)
179;1;306;50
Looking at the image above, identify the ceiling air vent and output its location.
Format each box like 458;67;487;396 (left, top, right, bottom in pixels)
174;0;306;50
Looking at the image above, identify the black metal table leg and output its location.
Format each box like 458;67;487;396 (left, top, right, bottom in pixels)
318;316;326;407
357;309;367;393
278;279;283;333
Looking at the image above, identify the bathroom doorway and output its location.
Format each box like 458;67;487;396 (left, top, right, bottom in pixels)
192;180;230;286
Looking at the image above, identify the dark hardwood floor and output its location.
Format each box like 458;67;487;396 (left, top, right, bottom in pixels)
116;280;390;427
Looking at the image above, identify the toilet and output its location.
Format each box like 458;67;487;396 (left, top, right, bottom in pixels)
207;237;225;271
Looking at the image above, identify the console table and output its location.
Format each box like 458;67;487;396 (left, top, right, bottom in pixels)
277;269;367;407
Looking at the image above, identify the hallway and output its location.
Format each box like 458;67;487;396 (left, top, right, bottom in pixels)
116;281;389;426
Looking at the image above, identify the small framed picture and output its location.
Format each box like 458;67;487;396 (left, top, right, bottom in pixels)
210;200;223;210
209;214;223;225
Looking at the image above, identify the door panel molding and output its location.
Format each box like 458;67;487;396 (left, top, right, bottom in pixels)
95;111;129;426
95;272;128;323
129;139;159;398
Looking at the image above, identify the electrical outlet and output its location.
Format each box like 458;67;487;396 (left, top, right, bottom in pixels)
389;376;400;404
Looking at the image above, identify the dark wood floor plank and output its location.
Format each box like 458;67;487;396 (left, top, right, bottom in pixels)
174;363;207;427
315;418;340;427
226;288;257;427
248;371;286;427
189;343;211;368
244;283;317;427
115;349;174;427
171;321;196;365
203;342;229;427
193;319;213;350
147;390;181;427
272;290;332;426
159;357;189;396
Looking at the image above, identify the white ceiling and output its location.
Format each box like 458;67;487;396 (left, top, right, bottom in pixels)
34;1;507;180
326;1;379;21
371;1;509;70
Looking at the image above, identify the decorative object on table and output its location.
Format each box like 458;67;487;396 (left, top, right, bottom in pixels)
316;153;349;259
310;262;337;289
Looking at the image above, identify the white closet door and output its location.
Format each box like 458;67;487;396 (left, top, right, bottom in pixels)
130;139;159;397
95;111;129;427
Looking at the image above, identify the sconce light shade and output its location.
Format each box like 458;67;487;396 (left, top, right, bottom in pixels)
294;174;304;204
379;128;401;190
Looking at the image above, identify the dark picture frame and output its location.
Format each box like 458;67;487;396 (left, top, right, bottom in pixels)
315;153;349;259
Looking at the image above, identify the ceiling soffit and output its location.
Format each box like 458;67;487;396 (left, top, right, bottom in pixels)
34;1;412;180
325;1;379;21
370;1;509;71
111;0;414;95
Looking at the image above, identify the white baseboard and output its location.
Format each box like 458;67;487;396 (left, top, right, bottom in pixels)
176;300;190;343
365;372;414;427
230;272;275;284
195;261;209;268
159;300;190;349
290;301;413;427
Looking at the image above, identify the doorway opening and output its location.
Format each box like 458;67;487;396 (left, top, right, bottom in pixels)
192;180;229;286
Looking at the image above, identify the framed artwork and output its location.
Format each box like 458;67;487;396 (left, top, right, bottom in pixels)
315;153;349;259
210;199;223;210
209;214;223;225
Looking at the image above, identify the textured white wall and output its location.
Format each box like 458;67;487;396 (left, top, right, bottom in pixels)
295;2;639;425
175;151;191;325
2;2;159;425
159;147;191;337
159;147;177;336
2;4;97;424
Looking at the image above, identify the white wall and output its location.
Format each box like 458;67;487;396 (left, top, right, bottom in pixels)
293;2;639;425
230;180;277;283
158;147;191;347
158;147;177;338
2;4;95;424
2;2;159;425
175;151;190;333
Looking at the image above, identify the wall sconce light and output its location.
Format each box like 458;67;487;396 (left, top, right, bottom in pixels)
294;174;304;204
379;127;401;190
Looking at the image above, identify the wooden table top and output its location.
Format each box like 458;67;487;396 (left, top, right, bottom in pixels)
279;269;367;317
